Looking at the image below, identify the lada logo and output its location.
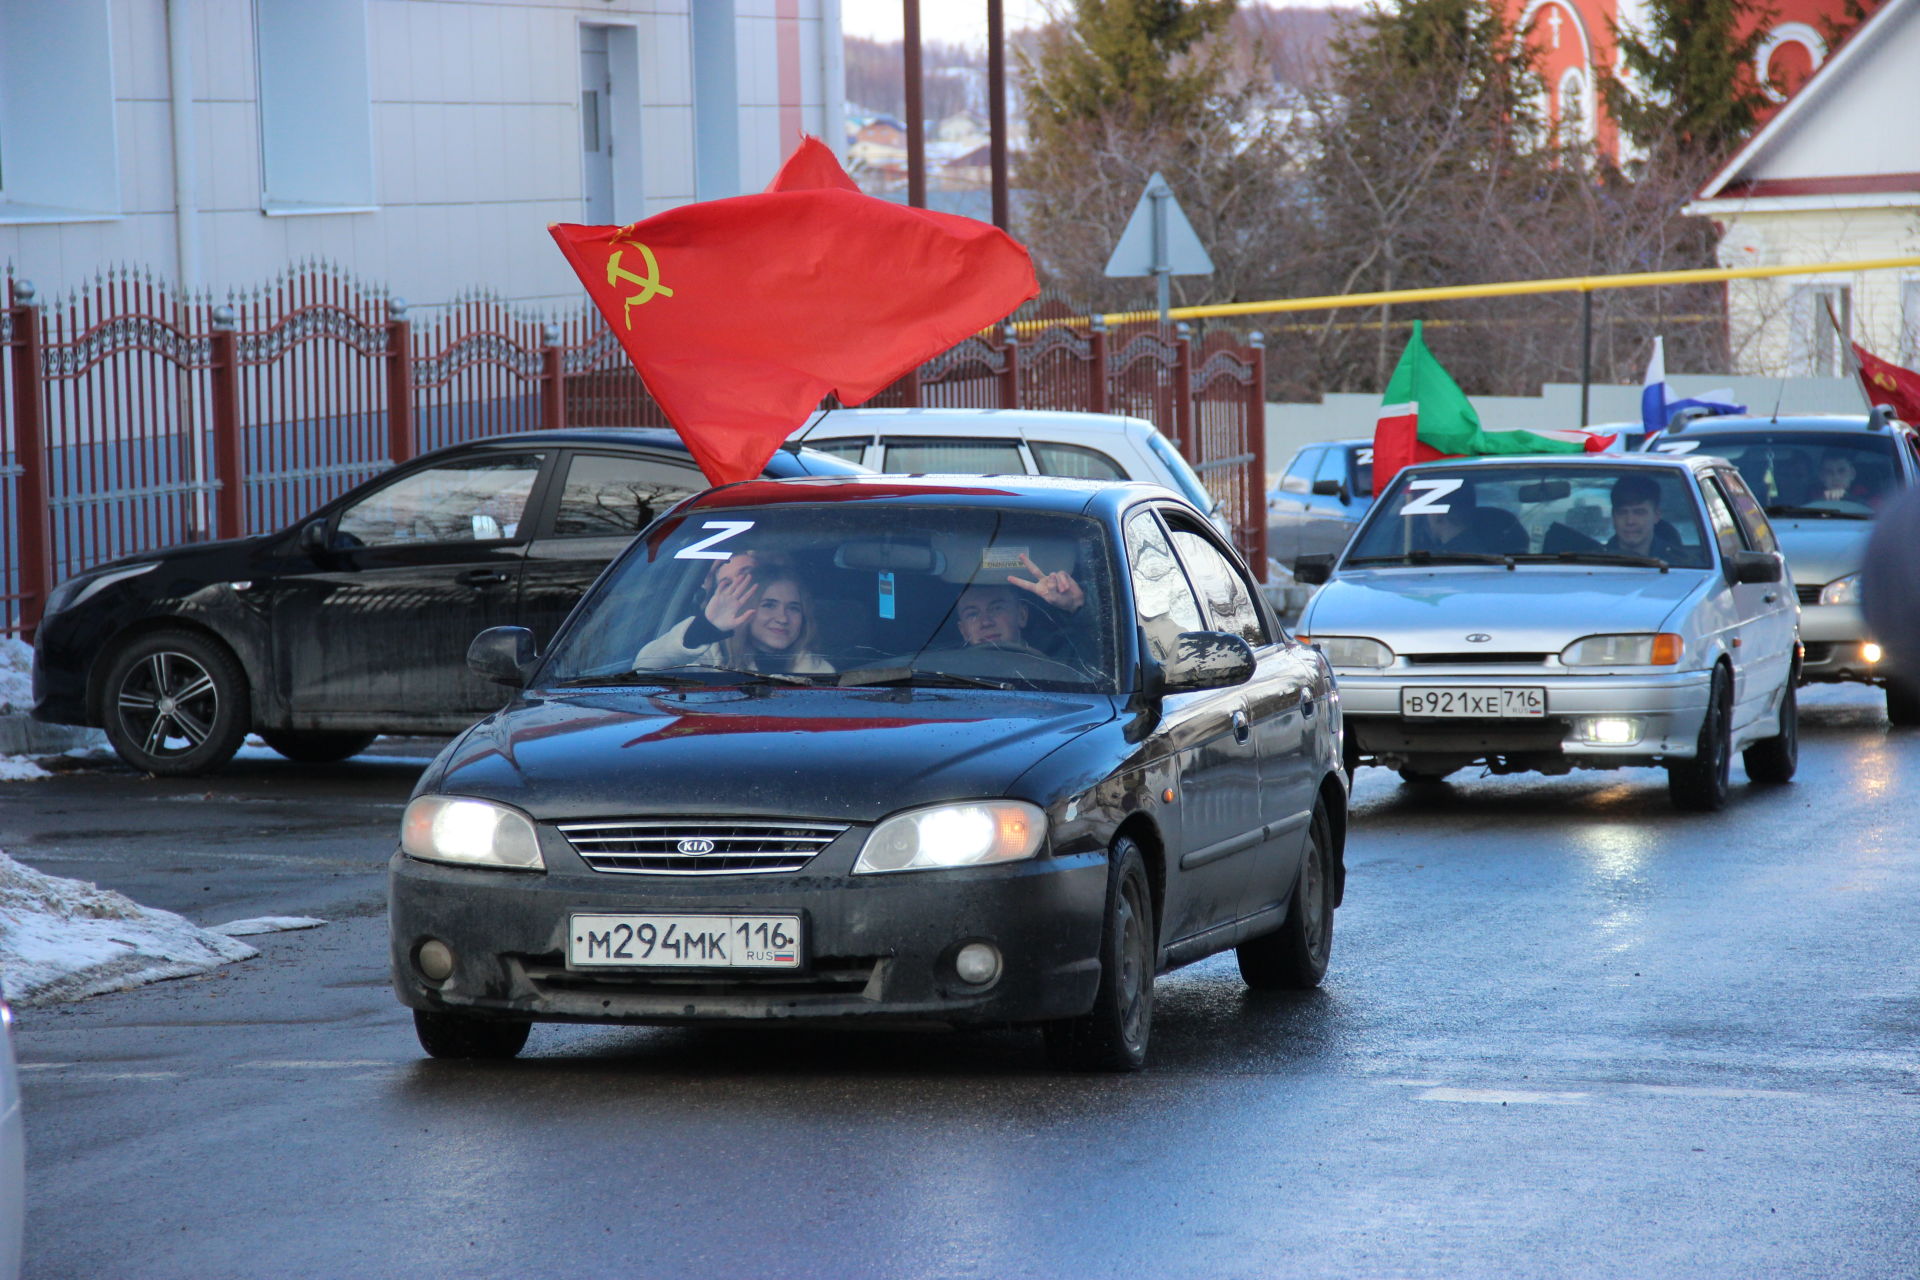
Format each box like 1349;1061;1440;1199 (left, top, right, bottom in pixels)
1465;633;1492;643
676;838;716;855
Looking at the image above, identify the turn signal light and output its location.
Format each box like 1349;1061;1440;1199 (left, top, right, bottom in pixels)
1650;633;1683;665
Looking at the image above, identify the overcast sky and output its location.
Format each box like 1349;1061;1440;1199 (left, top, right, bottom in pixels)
839;1;1350;49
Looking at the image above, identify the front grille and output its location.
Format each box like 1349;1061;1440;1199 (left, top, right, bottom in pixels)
1403;652;1551;665
557;819;846;875
1796;584;1823;606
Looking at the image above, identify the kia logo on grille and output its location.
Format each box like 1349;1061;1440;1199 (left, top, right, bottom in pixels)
675;838;716;855
1465;633;1492;643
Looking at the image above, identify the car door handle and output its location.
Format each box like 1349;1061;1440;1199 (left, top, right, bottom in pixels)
1231;709;1250;744
1763;592;1778;604
1300;694;1315;719
458;569;512;587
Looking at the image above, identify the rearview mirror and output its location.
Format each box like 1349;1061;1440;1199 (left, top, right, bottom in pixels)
1518;479;1572;502
1310;478;1349;502
468;626;537;687
1293;554;1334;586
1159;631;1256;695
1729;549;1783;585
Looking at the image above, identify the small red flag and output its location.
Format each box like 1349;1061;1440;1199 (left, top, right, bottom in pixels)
1852;343;1920;425
550;137;1039;485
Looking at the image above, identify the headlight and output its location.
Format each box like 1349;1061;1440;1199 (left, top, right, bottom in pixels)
1560;633;1684;666
1298;635;1394;669
1818;573;1861;606
42;562;157;616
854;801;1046;874
401;795;544;870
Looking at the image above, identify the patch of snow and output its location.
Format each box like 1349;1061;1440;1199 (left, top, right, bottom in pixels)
0;759;48;782
0;640;32;714
206;916;326;937
0;850;258;1007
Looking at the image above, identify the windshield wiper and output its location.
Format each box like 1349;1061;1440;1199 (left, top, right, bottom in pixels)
1345;550;1516;569
1763;504;1870;520
837;665;1012;691
1515;551;1670;572
555;665;814;688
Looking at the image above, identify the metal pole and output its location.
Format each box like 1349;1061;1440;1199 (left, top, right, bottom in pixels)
1152;189;1170;323
987;0;1008;230
1579;289;1593;427
903;0;926;209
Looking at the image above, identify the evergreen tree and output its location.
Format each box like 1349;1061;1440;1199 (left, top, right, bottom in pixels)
1601;0;1778;163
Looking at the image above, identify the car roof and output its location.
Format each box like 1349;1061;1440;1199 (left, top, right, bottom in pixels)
787;407;1158;442
1669;414;1906;435
678;471;1187;520
1400;451;1709;476
411;427;863;474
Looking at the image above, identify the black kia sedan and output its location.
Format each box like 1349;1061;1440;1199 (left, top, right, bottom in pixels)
389;475;1348;1071
30;429;863;775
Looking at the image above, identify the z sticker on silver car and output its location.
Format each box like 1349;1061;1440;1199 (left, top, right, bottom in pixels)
1401;478;1463;515
674;520;756;559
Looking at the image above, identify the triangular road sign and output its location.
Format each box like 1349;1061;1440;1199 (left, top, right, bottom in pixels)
1103;172;1214;279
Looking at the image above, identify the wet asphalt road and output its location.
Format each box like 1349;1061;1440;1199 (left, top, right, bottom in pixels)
5;689;1918;1280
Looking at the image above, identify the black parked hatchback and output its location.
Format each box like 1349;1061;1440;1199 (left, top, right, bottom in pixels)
389;474;1348;1071
30;429;864;775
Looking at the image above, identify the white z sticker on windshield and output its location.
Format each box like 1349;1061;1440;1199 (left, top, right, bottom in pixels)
673;519;755;560
1401;478;1463;515
1653;440;1700;454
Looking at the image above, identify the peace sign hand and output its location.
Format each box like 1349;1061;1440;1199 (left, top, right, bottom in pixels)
703;570;759;632
1007;553;1085;612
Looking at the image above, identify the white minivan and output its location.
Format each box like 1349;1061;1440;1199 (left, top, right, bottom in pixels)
788;408;1229;532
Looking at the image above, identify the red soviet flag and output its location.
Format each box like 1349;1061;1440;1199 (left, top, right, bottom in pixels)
550;137;1039;485
1853;343;1920;425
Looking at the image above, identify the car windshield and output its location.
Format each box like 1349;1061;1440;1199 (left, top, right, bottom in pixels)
1343;463;1714;570
1651;431;1900;519
538;503;1123;693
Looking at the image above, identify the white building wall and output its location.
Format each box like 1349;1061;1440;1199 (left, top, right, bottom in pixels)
1710;205;1920;376
0;0;843;313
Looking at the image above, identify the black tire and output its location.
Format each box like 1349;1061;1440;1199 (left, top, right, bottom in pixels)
1886;678;1920;728
1668;665;1733;812
1743;679;1798;784
258;729;378;763
1237;806;1336;990
1044;838;1155;1072
413;1010;531;1060
1341;732;1361;780
100;630;249;777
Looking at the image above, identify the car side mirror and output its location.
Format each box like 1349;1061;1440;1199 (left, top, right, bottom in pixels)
299;519;329;555
1294;554;1334;586
1310;478;1349;502
1729;549;1783;585
467;626;537;687
1160;631;1256;695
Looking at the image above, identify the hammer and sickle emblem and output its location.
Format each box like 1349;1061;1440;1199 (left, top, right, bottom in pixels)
606;239;673;328
1872;370;1898;391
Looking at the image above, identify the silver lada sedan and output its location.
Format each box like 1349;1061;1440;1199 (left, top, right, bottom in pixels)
1293;453;1799;810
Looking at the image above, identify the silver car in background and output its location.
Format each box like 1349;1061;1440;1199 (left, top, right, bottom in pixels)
1294;453;1798;810
1646;413;1920;724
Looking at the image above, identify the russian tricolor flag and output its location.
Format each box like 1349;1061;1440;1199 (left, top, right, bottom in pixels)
1641;337;1745;442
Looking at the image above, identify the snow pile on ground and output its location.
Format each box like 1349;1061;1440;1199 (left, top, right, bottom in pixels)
0;639;32;714
206;916;326;937
0;758;49;782
0;850;309;1006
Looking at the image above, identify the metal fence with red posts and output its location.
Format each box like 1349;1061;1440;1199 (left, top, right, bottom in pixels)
2;264;1268;638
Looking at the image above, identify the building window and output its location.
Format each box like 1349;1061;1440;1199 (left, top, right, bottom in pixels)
1790;284;1851;377
254;0;375;213
0;0;119;222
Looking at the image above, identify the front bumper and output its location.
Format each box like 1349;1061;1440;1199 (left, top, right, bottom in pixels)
1796;602;1882;684
1335;667;1714;766
389;833;1108;1028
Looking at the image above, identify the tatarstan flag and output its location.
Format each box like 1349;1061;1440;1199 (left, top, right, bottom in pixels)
1374;321;1614;491
550;137;1039;486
